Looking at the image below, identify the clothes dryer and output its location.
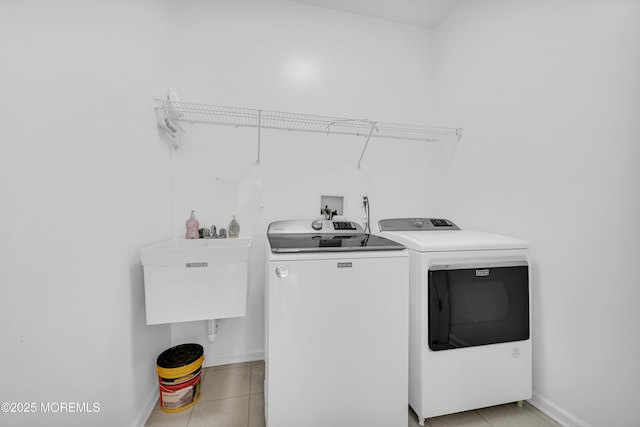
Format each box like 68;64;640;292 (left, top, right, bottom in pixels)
379;218;531;426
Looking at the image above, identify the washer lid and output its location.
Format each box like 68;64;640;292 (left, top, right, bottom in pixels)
268;233;405;253
267;219;405;253
380;229;528;252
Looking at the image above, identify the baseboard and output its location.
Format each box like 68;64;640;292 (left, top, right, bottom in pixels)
130;387;159;427
529;391;591;427
204;349;265;367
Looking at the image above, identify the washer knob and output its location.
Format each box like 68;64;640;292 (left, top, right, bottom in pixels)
311;220;323;230
275;265;289;278
414;218;425;228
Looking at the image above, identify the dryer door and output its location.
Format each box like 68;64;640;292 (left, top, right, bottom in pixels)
428;262;529;351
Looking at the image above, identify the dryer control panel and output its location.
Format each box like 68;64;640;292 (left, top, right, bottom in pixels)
378;218;460;231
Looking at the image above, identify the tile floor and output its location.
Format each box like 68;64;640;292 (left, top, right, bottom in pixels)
145;360;265;427
145;360;562;427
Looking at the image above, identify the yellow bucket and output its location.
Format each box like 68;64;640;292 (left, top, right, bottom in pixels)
156;344;204;413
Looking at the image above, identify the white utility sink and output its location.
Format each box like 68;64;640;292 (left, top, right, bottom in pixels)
140;238;252;325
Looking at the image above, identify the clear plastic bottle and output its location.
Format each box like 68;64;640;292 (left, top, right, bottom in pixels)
185;210;200;239
228;215;240;238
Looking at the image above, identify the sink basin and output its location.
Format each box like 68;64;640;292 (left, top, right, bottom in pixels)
141;238;252;267
140;238;252;325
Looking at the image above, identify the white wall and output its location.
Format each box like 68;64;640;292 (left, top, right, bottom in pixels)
0;1;445;425
0;2;172;426
433;1;640;426
162;0;446;365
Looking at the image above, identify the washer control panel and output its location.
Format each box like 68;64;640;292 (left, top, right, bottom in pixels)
333;221;357;231
268;219;363;235
378;218;460;231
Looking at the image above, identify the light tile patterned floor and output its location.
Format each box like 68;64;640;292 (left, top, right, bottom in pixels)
145;360;562;427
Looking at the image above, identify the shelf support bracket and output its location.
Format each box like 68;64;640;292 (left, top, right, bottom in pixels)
257;110;262;165
357;121;377;169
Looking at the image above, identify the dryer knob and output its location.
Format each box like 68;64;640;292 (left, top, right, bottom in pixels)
311;220;323;230
275;265;289;278
414;218;425;228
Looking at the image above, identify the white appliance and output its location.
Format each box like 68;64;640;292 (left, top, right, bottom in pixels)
265;219;409;427
379;218;531;426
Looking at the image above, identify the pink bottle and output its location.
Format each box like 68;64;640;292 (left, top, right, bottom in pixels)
185;210;200;239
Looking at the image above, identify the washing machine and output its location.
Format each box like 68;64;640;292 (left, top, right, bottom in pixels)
379;218;531;425
265;219;408;427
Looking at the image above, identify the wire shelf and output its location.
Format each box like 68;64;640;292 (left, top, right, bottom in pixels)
163;100;461;141
158;98;463;167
